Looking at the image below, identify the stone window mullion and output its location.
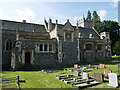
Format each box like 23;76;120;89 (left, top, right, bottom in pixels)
37;43;39;52
43;44;45;52
47;43;49;52
49;44;53;52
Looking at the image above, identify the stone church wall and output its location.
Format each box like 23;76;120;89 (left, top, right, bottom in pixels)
61;37;78;65
2;30;16;69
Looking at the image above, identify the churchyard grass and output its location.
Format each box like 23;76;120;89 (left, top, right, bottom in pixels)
2;59;120;88
112;55;120;58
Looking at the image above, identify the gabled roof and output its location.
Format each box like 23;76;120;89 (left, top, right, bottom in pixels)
1;19;46;33
48;23;64;32
62;20;75;32
77;27;100;38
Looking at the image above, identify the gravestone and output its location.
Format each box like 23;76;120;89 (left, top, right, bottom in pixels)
107;73;118;87
95;66;99;69
100;64;105;68
93;73;103;82
88;64;91;68
73;71;79;76
82;72;89;80
118;64;120;73
104;69;112;77
67;68;72;72
72;73;101;88
74;64;78;69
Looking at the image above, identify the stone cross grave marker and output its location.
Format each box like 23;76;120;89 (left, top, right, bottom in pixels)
118;64;120;73
104;69;112;77
82;72;89;80
93;73;103;82
74;64;78;69
107;73;118;87
100;64;105;68
73;71;79;76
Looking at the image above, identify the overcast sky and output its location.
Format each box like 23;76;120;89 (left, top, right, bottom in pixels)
0;0;119;25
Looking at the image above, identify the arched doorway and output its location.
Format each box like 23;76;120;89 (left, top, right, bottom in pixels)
25;52;31;64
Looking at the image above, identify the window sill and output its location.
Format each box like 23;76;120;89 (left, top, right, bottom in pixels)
35;51;56;53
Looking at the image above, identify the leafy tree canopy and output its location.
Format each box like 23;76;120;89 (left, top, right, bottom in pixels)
92;11;101;23
89;10;120;54
86;10;92;20
113;39;120;54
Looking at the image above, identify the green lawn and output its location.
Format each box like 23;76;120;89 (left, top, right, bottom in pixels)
2;59;120;89
112;55;120;58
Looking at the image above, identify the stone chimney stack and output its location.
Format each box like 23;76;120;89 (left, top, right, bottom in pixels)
56;20;58;25
23;20;26;23
67;19;69;22
48;18;52;32
55;20;58;30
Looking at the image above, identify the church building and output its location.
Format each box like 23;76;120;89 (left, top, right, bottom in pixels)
1;17;111;70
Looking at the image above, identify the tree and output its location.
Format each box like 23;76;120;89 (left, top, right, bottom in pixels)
86;10;92;20
92;11;101;24
113;39;120;54
94;20;120;54
91;10;120;55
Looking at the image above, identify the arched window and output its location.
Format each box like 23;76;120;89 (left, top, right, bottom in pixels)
97;44;103;50
85;44;92;50
44;44;48;51
6;39;12;50
39;44;43;51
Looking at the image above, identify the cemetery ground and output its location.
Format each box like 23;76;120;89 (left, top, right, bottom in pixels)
112;55;120;59
1;59;120;89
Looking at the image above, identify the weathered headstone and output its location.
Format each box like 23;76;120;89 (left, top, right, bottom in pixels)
74;64;78;69
93;73;103;82
107;73;118;87
82;72;89;80
95;66;99;69
73;71;79;76
67;68;72;72
104;69;112;77
100;64;105;68
88;64;91;68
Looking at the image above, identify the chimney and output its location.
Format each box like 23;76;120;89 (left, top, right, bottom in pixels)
48;18;52;23
48;18;52;32
56;20;58;24
23;20;26;23
55;20;58;30
67;19;69;22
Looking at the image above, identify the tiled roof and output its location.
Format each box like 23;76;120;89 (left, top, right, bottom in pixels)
50;22;100;38
50;23;64;31
78;27;100;38
1;20;46;33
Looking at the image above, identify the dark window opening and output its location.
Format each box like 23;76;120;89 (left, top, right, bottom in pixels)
39;44;43;51
97;44;103;50
49;44;52;51
6;40;12;50
44;44;48;51
86;44;92;50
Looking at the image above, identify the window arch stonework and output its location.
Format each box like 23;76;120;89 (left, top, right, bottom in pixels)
85;43;93;50
97;44;103;51
5;39;12;51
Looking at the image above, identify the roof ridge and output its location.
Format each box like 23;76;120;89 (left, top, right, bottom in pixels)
1;19;44;26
